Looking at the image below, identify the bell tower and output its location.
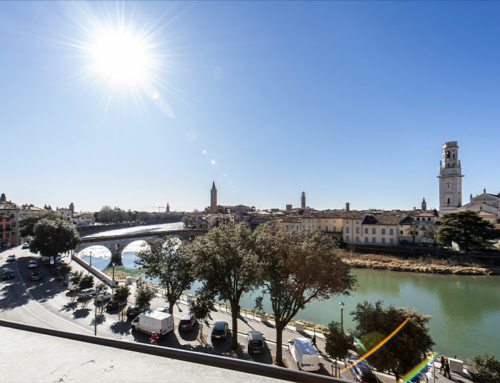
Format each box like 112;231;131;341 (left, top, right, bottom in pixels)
210;181;217;213
301;191;306;209
438;141;464;213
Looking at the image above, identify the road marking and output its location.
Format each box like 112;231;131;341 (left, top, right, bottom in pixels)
15;259;93;334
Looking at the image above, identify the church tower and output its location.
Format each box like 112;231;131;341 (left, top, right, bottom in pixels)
210;181;217;213
438;141;464;213
301;191;306;209
421;198;427;211
166;203;170;213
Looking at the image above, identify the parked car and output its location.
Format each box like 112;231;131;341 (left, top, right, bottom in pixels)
3;269;15;279
131;310;174;336
27;260;38;269
22;243;30;249
211;321;229;341
346;357;379;383
288;338;320;372
6;255;16;262
178;314;197;331
247;331;265;354
30;272;42;281
77;288;97;299
62;279;69;286
126;304;148;318
95;291;112;302
107;299;126;311
51;267;60;275
155;307;168;313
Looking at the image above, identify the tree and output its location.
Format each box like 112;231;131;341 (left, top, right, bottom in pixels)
135;237;194;317
79;275;94;290
350;301;435;381
19;210;71;238
468;353;500;382
436;211;500;252
253;225;356;365
189;291;214;321
29;218;80;258
135;284;155;309
422;223;440;246
185;223;260;350
58;264;72;278
0;193;6;202
325;321;353;373
113;285;130;319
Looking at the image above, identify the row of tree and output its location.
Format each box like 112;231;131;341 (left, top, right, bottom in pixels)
95;205;183;224
135;223;436;370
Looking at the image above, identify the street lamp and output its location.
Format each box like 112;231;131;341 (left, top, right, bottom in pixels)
90;251;93;267
111;262;116;291
339;302;345;332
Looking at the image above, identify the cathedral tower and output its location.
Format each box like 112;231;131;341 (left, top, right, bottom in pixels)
438;141;464;213
210;181;217;213
301;191;306;209
422;198;427;211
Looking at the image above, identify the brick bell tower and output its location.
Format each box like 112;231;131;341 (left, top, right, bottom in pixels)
438;141;464;213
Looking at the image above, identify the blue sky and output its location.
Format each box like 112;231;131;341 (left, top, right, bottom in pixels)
1;1;499;213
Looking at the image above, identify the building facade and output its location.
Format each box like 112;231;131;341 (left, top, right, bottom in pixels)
0;197;21;247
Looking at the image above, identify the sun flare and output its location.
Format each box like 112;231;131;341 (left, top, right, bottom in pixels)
91;30;153;85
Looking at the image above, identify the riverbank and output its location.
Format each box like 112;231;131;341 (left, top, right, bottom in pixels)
340;250;500;275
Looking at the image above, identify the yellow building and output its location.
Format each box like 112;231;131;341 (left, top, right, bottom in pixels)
279;216;301;232
348;214;399;246
0;198;22;247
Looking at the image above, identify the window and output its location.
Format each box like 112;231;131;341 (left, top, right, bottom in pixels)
390;229;394;235
346;236;350;242
286;225;289;230
400;230;403;235
372;238;376;244
302;226;305;229
382;238;386;244
333;226;336;232
318;226;321;230
356;237;360;242
381;228;386;235
390;238;394;244
346;221;349;224
356;227;359;234
356;221;359;224
365;237;368;243
325;227;329;232
446;151;450;158
364;228;368;234
372;228;376;234
346;227;350;233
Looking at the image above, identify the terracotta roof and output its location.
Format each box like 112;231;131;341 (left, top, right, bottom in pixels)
362;214;399;225
281;217;301;223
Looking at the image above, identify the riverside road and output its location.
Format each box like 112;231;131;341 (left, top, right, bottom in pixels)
0;246;469;383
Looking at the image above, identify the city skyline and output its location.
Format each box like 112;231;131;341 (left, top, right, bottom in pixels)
1;2;500;212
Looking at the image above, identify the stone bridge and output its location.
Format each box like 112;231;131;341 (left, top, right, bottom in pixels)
75;229;207;265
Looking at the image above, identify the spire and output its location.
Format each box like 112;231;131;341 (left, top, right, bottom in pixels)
212;181;216;190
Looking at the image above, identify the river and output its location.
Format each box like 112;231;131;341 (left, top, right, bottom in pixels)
77;222;500;360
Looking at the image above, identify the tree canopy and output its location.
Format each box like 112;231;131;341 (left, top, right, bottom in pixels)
29;218;80;258
19;210;71;238
325;321;353;363
468;353;500;382
436;211;500;252
253;225;356;365
135;236;194;316
184;223;260;350
135;284;155;309
350;301;434;381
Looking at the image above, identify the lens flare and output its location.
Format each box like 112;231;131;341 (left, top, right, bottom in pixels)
342;318;410;373
401;352;438;383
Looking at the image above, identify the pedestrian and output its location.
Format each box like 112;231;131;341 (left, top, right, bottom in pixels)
149;332;158;345
312;334;317;347
444;360;451;379
159;328;163;338
439;356;445;374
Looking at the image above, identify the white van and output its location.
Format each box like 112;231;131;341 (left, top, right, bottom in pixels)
131;310;174;336
288;338;320;372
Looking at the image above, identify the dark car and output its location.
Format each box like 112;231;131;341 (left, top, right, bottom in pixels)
346;357;379;383
107;299;126;311
247;331;265;354
126;304;148;318
211;321;229;341
30;272;42;281
3;269;15;279
178;314;197;331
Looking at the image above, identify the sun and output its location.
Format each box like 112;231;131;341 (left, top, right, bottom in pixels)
91;29;153;85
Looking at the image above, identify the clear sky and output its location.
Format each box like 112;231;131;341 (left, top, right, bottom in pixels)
1;1;499;213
